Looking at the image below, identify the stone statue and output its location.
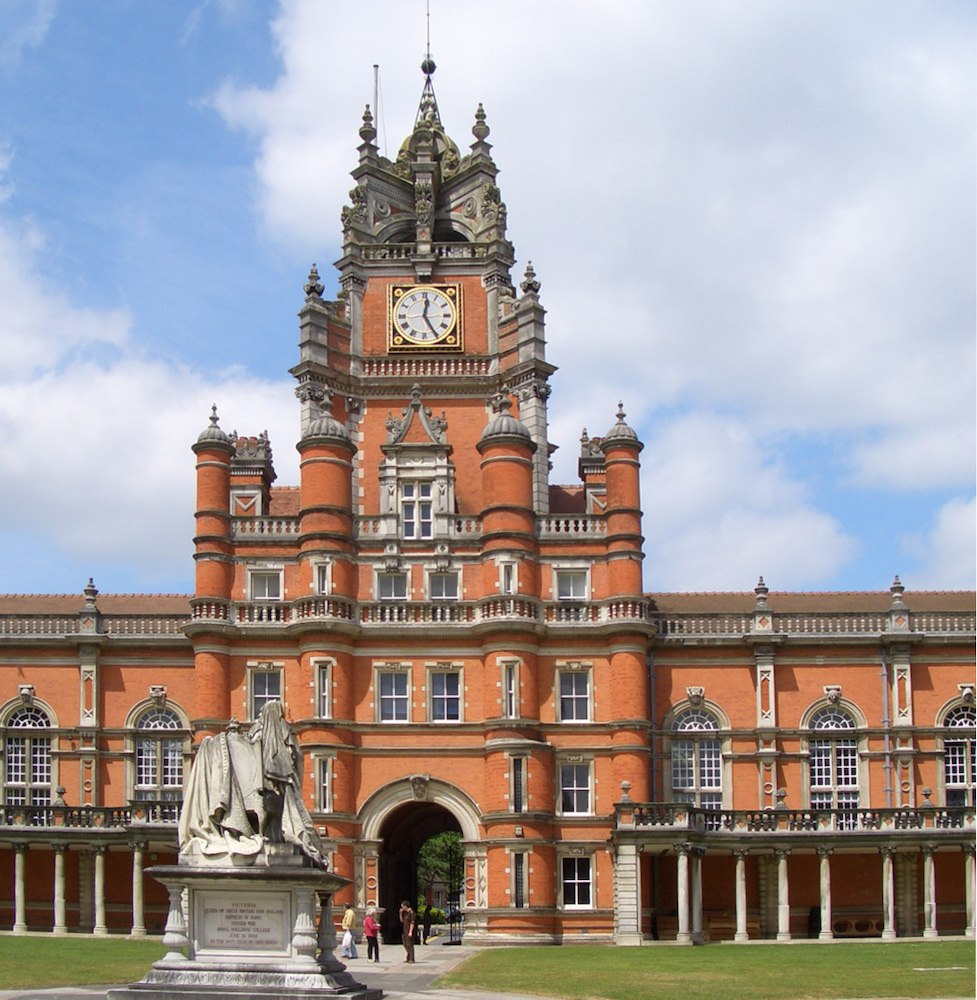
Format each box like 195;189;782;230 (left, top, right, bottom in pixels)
178;701;327;866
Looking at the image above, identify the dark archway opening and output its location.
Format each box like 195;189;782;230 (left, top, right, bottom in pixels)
378;801;461;943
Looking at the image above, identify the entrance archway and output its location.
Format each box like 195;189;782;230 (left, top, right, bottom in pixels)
378;800;461;941
358;776;483;942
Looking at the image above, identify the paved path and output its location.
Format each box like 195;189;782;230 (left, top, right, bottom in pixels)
0;942;545;1000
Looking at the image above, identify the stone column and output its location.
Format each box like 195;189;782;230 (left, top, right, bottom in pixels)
733;849;750;942
93;846;108;936
963;844;975;940
54;846;68;935
130;841;147;937
817;846;833;940
921;846;938;939
12;844;28;934
880;846;897;940
775;848;791;941
690;848;704;944
161;884;189;962
675;844;692;944
613;842;644;946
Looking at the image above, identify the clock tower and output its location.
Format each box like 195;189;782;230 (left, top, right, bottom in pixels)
290;61;556;522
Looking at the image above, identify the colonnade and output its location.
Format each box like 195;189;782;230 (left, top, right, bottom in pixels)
8;840;151;936
615;842;977;944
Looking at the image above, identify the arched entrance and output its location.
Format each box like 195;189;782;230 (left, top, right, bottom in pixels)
378;800;461;942
358;776;485;943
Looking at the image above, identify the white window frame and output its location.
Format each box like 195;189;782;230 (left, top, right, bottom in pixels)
314;560;332;596
375;663;412;723
310;752;335;813
133;706;186;803
942;704;975;808
428;663;463;723
248;662;283;720
806;705;861;823
428;571;459;601
248;568;283;601
559;853;593;910
400;481;434;539
377;571;409;601
2;704;55;808
499;560;518;595
501;660;520;720
558;758;593;816
553;567;588;601
314;659;334;720
669;708;723;810
557;663;592;723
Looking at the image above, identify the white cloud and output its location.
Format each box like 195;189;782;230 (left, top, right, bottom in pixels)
639;413;854;590
902;496;977;591
0;0;56;72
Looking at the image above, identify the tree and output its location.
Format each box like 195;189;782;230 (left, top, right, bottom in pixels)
416;830;463;898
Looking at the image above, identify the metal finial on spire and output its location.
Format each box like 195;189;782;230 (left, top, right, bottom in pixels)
421;0;435;76
209;405;219;427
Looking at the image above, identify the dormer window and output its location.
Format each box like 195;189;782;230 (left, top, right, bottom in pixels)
401;482;433;539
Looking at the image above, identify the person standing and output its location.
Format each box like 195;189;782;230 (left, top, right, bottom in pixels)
341;903;358;959
363;907;380;963
399;900;416;963
422;905;433;944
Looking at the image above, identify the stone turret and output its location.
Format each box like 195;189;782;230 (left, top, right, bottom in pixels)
600;403;644;597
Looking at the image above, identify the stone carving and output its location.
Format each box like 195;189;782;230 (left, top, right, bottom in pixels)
18;684;34;705
409;774;430;801
149;685;166;707
178;702;326;867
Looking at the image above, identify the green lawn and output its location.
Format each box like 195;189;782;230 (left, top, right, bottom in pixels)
436;940;976;1000
0;936;165;989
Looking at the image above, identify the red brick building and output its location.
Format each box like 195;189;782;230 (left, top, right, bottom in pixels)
1;70;974;945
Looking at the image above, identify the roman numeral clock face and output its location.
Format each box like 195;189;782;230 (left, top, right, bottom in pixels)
388;284;462;352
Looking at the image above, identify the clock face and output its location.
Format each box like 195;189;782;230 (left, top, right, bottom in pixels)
389;284;462;351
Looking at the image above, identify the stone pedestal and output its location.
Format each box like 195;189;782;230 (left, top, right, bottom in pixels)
108;849;381;1000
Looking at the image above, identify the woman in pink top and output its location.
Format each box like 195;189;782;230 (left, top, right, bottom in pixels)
363;908;380;962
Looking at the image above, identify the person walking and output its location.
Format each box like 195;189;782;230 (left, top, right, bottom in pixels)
364;907;380;963
341;903;358;959
399;899;416;963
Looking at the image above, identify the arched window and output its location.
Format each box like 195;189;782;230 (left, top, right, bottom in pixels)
4;706;52;806
134;707;185;802
943;704;976;808
671;708;722;810
809;706;859;822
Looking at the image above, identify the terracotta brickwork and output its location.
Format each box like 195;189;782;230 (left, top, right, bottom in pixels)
1;71;973;944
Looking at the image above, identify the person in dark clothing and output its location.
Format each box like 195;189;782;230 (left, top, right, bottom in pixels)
399;900;416;963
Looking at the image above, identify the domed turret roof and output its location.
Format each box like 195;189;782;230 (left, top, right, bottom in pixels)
304;396;350;443
197;405;231;445
481;396;532;442
602;402;639;443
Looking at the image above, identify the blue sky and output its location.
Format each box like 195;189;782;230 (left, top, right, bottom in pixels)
0;0;973;597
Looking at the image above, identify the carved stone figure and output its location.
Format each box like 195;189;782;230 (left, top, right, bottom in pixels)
178;701;326;866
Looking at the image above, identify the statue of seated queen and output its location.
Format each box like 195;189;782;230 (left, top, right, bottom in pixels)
178;700;327;867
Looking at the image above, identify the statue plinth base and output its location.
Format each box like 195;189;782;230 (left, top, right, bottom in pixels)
109;849;381;1000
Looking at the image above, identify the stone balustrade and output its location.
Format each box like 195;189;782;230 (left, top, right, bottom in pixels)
653;611;976;639
231;518;300;538
536;516;606;539
0;801;180;830
614;802;976;837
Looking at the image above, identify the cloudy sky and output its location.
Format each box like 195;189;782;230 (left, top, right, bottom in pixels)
0;0;973;597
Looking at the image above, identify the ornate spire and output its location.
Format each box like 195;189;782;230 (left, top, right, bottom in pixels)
359;104;377;145
603;402;639;443
197;405;231;445
472;103;490;142
520;261;541;295
304;264;324;299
